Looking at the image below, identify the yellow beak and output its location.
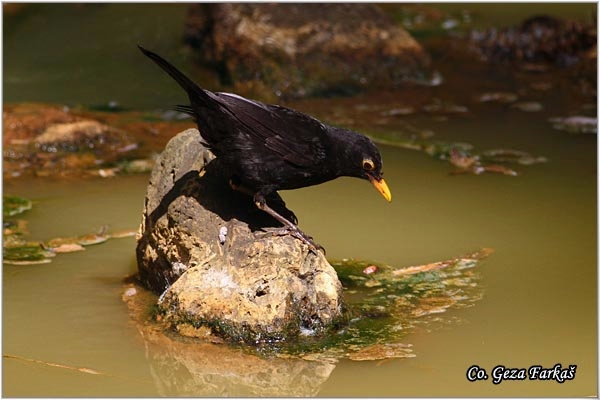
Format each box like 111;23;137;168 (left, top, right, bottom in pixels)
368;176;392;202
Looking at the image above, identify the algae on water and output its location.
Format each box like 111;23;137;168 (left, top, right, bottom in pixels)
3;195;135;265
3;195;32;218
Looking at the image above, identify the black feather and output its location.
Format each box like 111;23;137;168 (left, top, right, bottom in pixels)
139;46;390;251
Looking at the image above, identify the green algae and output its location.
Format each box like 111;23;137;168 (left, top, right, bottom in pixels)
3;195;32;218
249;249;494;361
3;244;54;264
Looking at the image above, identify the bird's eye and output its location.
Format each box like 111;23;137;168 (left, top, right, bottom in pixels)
362;159;375;171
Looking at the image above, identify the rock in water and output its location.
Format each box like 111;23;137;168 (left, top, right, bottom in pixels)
183;3;430;99
136;129;344;343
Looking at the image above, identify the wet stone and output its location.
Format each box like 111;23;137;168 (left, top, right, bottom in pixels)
1;103;189;180
183;3;431;99
135;128;345;344
34;120;111;152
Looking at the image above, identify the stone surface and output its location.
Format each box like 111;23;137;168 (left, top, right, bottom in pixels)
2;103;140;179
135;128;345;343
183;3;431;99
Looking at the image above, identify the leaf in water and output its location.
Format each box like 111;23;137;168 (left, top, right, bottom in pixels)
549;116;597;134
46;226;135;249
412;296;456;317
510;101;544;112
381;107;416;117
424;141;473;160
422;99;469;114
392;260;452;276
5;224;137;263
109;229;138;238
76;234;109;246
466;247;495;259
478;92;518;103
52;243;86;253
480;149;547;165
2;193;138;264
46;236;80;248
449;148;479;169
480;164;519;176
77;225;110;246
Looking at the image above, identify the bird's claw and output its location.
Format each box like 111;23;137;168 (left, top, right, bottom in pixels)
261;227;326;255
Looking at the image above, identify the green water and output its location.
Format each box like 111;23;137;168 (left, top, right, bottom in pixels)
2;3;597;397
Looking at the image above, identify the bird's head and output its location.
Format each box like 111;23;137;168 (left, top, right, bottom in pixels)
329;127;392;202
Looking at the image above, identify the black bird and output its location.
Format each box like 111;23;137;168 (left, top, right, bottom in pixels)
139;46;391;252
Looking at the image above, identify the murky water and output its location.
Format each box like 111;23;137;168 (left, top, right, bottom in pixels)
3;3;597;397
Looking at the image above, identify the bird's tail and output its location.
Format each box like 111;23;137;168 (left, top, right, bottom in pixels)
137;45;217;111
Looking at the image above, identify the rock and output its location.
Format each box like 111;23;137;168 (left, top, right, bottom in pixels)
2;103;139;179
135;128;345;343
469;15;597;67
183;4;430;99
34;120;123;152
3;103;80;146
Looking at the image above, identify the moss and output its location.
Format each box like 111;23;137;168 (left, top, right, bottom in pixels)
3;195;32;218
3;244;53;262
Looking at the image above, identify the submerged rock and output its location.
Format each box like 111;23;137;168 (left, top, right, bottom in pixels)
135;128;344;343
183;3;430;99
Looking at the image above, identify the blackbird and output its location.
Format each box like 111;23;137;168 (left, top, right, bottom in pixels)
139;46;391;252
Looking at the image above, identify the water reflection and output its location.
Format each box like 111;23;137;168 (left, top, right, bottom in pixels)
124;286;336;397
123;247;491;396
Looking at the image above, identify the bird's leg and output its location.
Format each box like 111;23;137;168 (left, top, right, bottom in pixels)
228;178;324;254
228;178;296;225
265;192;298;225
253;192;325;254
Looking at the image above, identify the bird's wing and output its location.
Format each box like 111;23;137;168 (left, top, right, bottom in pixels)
214;93;329;168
